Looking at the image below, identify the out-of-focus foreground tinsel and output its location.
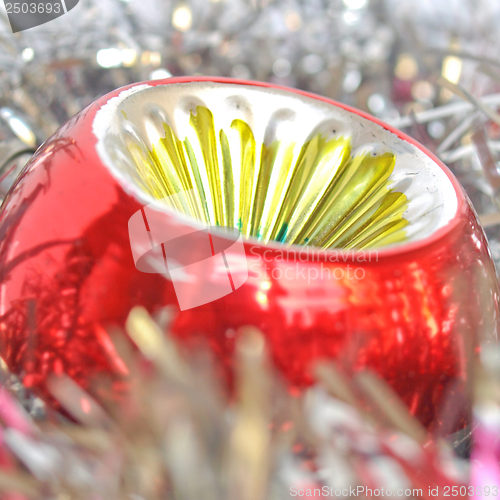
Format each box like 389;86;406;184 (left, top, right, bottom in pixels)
2;0;500;498
0;307;485;499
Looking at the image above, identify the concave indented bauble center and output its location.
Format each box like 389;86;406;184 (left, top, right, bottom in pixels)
95;82;458;249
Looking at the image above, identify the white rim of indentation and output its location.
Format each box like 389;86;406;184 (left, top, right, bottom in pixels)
93;80;459;252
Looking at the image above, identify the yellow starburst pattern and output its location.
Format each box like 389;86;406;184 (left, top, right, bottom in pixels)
125;105;408;250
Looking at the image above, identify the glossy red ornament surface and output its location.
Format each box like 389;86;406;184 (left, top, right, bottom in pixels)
0;77;498;431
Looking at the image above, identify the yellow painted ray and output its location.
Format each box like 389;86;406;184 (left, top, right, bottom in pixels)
130;105;409;250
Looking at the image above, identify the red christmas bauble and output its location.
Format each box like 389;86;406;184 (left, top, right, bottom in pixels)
0;77;498;430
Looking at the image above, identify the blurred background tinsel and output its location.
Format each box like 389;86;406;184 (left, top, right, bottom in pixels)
1;0;500;498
